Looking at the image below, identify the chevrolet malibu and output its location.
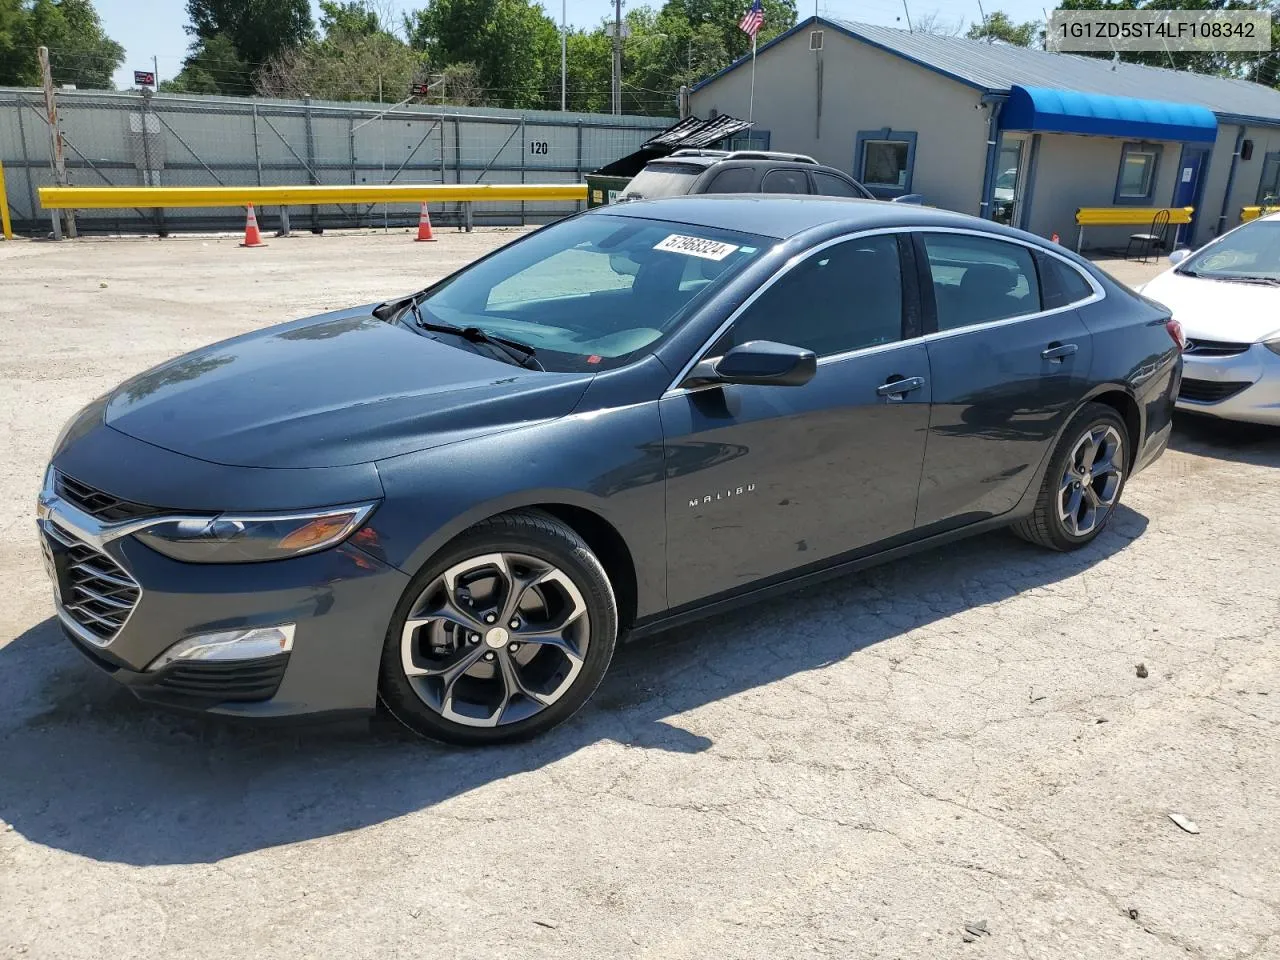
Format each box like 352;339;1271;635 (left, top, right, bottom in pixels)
37;197;1181;744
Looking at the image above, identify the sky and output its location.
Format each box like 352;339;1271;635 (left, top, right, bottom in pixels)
102;0;1050;91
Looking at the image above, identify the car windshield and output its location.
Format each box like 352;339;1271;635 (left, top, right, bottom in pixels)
416;214;768;372
620;163;705;200
1178;218;1280;281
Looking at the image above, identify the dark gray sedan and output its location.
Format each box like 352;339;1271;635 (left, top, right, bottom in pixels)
37;197;1182;744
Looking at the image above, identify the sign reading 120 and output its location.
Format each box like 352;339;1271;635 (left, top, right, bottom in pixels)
529;140;550;155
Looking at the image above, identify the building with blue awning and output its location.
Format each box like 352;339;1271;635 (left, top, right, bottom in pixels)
690;18;1280;249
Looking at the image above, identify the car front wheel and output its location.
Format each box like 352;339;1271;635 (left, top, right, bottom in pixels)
1014;402;1130;551
379;511;618;745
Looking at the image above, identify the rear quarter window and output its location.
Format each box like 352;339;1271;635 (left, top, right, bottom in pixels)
1035;252;1096;309
760;168;810;194
811;171;863;198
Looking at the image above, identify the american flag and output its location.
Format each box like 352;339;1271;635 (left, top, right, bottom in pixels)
738;0;764;38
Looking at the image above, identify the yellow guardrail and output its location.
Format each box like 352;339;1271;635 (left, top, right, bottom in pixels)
0;161;13;240
1073;206;1193;251
1241;205;1280;223
38;183;587;210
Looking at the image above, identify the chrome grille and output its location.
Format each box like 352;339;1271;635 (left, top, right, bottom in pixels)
1183;339;1251;357
55;472;159;523
45;523;140;644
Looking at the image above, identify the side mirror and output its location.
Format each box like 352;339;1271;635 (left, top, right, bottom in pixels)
682;340;817;389
1167;248;1191;266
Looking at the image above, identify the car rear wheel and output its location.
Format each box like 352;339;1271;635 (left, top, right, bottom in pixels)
1013;403;1130;551
378;511;618;745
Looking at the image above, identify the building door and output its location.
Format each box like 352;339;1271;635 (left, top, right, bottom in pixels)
992;138;1026;226
1172;144;1211;246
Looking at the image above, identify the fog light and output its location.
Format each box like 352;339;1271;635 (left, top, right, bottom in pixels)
147;624;295;672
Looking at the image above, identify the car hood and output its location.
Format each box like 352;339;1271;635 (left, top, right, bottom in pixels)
104;307;595;468
1141;270;1280;342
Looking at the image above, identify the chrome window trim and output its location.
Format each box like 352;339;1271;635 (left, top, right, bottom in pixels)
662;225;1105;397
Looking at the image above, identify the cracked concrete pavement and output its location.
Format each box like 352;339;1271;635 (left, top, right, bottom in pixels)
1;232;1277;960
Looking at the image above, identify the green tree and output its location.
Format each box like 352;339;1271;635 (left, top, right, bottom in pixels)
0;0;27;84
257;5;425;101
159;32;250;94
658;0;796;64
319;0;384;39
166;0;313;95
405;0;560;108
966;10;1040;45
185;0;313;67
0;0;122;87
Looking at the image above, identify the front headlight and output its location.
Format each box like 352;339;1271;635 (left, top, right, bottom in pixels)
135;503;377;563
1265;339;1280;356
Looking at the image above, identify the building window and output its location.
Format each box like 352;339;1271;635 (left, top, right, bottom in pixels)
727;130;770;151
1115;143;1160;204
1257;152;1280;205
854;128;917;198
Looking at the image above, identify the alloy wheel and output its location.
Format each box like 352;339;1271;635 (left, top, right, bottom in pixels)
1058;424;1124;538
399;552;590;728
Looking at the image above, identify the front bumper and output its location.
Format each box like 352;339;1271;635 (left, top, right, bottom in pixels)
37;480;410;720
1176;343;1280;425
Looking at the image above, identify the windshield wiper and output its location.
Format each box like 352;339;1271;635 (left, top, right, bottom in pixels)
416;318;543;370
1212;275;1280;286
373;294;543;370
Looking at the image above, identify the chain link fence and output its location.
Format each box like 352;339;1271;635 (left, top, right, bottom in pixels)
0;88;673;236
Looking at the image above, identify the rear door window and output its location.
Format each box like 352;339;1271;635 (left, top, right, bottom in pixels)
621;163;703;199
760;169;810;195
921;233;1041;331
704;166;757;193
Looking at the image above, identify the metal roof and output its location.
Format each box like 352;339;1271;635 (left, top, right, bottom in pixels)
696;17;1280;125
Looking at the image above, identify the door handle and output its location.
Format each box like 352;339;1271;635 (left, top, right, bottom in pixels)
876;375;926;399
1041;342;1079;361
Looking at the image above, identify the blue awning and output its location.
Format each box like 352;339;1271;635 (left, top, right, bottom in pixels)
1000;85;1218;143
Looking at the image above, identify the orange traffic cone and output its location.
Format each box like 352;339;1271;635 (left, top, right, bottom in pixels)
415;202;436;242
240;204;266;248
1051;232;1061;244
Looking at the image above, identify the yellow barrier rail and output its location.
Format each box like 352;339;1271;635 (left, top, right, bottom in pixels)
39;183;587;210
1241;205;1280;223
0;161;13;240
1073;206;1193;252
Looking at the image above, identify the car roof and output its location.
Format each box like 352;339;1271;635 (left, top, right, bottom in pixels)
593;195;1015;242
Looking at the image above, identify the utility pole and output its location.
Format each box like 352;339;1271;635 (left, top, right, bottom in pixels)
38;46;74;239
612;0;623;115
153;54;160;87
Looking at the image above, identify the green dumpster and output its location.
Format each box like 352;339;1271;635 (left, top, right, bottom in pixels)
585;174;633;208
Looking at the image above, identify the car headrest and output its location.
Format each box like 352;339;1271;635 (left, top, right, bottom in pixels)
959;262;1017;296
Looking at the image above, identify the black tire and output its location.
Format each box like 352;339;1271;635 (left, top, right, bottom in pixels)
1013;402;1131;552
378;510;618;746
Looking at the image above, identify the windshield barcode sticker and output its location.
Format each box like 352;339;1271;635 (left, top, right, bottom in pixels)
653;234;740;261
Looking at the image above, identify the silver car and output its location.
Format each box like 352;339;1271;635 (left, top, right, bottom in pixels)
1141;212;1280;425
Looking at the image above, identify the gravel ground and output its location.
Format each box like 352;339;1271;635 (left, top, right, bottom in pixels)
0;232;1277;960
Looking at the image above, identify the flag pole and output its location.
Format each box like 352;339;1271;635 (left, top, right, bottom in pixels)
748;33;757;123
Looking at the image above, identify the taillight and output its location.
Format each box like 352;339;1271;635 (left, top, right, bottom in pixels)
1165;317;1186;351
